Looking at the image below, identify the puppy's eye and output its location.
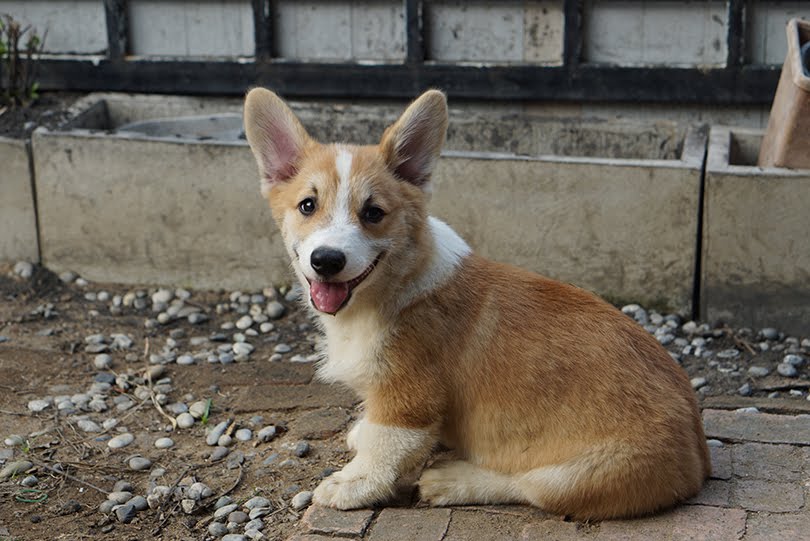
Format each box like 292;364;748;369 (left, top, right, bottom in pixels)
361;205;385;224
298;198;316;216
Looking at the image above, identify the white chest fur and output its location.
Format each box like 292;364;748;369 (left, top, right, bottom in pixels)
316;311;388;393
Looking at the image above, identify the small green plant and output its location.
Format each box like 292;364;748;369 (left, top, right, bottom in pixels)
0;14;46;108
201;398;212;425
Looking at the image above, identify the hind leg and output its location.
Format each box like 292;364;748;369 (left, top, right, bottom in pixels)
418;460;526;506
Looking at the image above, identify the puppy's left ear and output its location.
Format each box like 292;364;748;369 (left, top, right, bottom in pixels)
380;90;448;190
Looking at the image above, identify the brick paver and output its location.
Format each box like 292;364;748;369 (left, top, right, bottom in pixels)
367;508;451;541
289;408;810;540
703;409;810;445
302;506;375;537
287;407;351;440
232;383;357;411
597;505;747;540
731;480;805;512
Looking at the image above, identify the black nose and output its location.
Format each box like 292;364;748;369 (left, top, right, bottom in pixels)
310;247;346;277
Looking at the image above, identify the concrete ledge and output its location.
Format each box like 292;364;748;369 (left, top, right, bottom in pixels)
701;126;810;335
34;94;705;312
0;136;38;263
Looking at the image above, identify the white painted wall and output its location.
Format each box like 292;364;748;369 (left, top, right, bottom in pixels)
0;0;106;54
583;1;728;67
275;1;405;61
747;2;810;65
128;0;254;57
425;1;563;64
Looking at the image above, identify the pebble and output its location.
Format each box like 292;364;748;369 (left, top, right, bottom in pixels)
243;496;271;510
189;400;209;419
233;342;254;356
245;518;264;532
181;498;196;514
214;503;239;519
207;420;231;446
21;475;38;487
155;437;174;449
211;446;230;461
215;495;234;509
748;366;770;378
738;383;752;396
256;426;277;443
777;363;798;378
291;490;313;510
128;495;148;511
266;301;285;319
274;343;292;354
128;456;152;471
228;510;249;524
218;434;233;447
4;434;24;446
99;500;117;514
114;480;134;492
760;327;779;340
716;348;740;359
219;353;235;364
93;354;113;370
27;399;51;412
13;261;33;278
176;413;195;428
177;354;195;365
209;522;229;538
222;535;247;541
102;418;118;430
236;315;254;330
152;289;173;305
0;461;33;480
690;377;707;390
235;428;252;442
108;433;135;449
293;441;310;457
259;322;274;333
188;312;209;324
784;354;805;367
107;491;133;504
115;503;136;523
187;482;213;500
77;419;102;433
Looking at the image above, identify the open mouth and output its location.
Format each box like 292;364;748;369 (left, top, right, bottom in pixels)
308;252;384;315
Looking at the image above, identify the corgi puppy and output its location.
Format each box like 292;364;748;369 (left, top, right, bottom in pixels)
243;88;710;520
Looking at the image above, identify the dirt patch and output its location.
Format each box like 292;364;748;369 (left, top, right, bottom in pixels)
0;92;82;139
0;263;807;540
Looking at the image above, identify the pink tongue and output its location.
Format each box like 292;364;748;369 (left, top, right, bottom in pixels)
310;281;350;314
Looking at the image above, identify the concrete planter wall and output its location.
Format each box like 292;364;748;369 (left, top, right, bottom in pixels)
702;127;810;335
0;136;39;262
32;93;705;312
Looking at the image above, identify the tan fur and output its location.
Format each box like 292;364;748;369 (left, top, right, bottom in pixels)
243;88;710;520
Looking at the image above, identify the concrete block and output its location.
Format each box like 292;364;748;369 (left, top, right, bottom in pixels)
0;0;106;54
34;94;704;313
275;1;405;61
425;1;563;64
0;136;38;263
432;126;706;313
584;1;727;67
747;3;810;65
701;127;810;335
129;0;254;57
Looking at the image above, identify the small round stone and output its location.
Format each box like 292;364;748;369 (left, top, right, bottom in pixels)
244;518;264;532
235;428;252;442
107;491;133;504
760;327;779;340
218;434;233;447
128;456;152;471
27;399;51;412
266;301;285;319
77;419;102;433
21;475;38;487
783;354;805;367
115;503;136;523
293;441;310;457
189;400;209;419
113;480;134;492
214;503;239;519
176;413;195;428
273;343;292;354
243;496;271;510
207;420;231;446
228;510;249;524
94;354;113;370
777;363;798;378
154;437;174;449
108;433;135;449
4;434;24;446
738;383;752;396
177;354;195;366
128;495;148;511
291;490;313;510
209;522;229;538
747;366;770;378
690;377;707;390
222;535;247;541
259;322;274;333
211;446;230;461
233;342;254;356
257;426;277;442
716;349;740;359
236;315;253;330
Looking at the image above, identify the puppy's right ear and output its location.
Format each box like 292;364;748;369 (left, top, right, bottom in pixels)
244;88;310;197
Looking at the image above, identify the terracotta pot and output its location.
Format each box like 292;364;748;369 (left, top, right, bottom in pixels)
758;18;810;169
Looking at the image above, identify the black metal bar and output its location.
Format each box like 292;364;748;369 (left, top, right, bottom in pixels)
35;58;780;105
103;0;128;59
252;0;272;59
563;0;583;67
405;0;424;64
726;0;746;66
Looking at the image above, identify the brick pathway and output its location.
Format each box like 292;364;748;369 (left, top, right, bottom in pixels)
289;409;810;540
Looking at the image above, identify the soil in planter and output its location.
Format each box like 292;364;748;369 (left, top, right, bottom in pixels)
0;92;83;139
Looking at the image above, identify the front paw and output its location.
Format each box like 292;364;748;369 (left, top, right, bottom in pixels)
312;469;390;510
346;419;363;451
